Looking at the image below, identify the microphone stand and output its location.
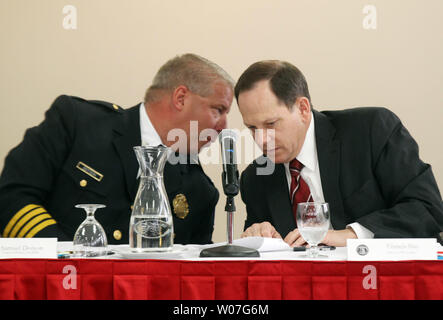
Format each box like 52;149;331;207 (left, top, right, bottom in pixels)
200;130;259;257
199;192;259;258
226;196;235;244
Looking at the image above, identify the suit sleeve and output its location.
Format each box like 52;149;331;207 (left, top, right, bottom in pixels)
240;167;263;231
240;170;252;230
0;95;75;239
356;108;443;238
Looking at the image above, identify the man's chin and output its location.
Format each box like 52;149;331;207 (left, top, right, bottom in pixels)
264;149;285;164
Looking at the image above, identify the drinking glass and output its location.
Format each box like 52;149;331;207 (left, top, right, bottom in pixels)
73;204;108;257
296;202;330;258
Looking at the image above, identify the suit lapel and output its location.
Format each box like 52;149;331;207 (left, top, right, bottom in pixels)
313;111;346;229
265;161;296;237
112;105;141;201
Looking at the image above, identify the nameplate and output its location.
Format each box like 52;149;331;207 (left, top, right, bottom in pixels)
0;238;57;259
347;238;437;261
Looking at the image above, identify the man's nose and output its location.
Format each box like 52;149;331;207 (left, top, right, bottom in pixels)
255;129;273;150
251;129;262;151
215;115;227;133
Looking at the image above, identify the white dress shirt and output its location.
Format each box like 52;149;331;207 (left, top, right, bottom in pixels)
136;103;164;178
138;103;199;169
140;103;163;147
284;113;374;239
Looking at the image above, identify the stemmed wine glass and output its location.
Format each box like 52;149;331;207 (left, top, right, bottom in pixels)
296;202;330;258
73;204;108;257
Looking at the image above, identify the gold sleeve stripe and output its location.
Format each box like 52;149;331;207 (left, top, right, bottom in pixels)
9;207;47;238
3;204;41;237
25;219;57;238
17;213;53;238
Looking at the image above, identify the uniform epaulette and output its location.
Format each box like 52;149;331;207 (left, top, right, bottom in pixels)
70;96;124;113
88;99;124;113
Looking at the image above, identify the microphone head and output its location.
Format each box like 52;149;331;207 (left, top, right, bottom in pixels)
219;129;237;143
219;129;240;196
219;129;238;166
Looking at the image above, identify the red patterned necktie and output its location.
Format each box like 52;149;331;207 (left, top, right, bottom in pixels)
289;158;312;222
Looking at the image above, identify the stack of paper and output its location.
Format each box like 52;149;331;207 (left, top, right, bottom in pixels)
232;237;292;252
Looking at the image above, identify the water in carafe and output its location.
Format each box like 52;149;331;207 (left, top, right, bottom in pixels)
130;145;173;252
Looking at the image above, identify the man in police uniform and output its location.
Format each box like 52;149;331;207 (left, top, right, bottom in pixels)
0;53;234;244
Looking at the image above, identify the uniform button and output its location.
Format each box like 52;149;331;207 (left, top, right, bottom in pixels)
113;104;119;110
113;230;122;241
130;205;134;210
80;180;87;187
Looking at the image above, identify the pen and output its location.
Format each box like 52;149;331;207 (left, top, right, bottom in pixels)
57;251;115;258
293;246;336;252
57;251;73;259
319;245;336;251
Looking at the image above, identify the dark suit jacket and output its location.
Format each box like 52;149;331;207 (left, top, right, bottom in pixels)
0;95;219;244
241;107;443;238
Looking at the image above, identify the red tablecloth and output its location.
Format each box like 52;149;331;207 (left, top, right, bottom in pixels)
0;259;441;300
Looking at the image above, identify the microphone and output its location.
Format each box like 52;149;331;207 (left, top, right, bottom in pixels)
219;129;239;196
199;129;259;257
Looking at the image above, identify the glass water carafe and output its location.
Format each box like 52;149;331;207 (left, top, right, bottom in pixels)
130;145;173;252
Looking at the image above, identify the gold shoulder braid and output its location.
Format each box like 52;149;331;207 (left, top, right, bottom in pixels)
172;193;189;219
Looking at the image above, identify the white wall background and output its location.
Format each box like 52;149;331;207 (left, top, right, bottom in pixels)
1;0;442;242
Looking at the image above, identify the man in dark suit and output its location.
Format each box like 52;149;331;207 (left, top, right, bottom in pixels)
235;60;443;247
0;53;234;244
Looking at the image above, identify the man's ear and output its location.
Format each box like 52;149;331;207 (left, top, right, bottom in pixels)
291;97;311;124
172;85;189;111
297;97;311;124
298;97;311;115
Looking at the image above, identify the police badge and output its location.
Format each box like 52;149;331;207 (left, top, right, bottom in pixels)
173;193;189;219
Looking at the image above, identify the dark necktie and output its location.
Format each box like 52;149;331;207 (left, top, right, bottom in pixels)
289;158;312;222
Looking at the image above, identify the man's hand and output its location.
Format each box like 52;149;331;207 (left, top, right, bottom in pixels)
321;228;357;247
284;229;307;247
241;222;282;238
284;227;358;247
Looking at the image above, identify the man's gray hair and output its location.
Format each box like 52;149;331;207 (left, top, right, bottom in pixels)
145;53;234;103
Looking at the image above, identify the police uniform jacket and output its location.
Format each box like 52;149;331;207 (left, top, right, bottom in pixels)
0;95;219;244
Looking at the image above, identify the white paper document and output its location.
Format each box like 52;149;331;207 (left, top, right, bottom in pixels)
232;237;292;252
